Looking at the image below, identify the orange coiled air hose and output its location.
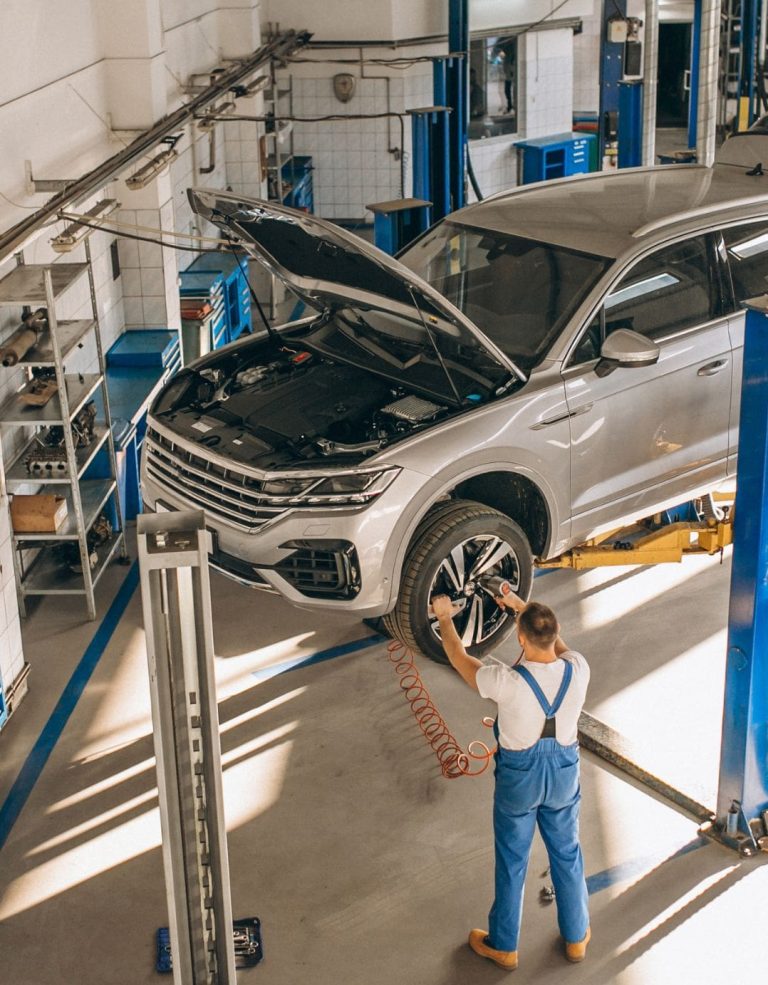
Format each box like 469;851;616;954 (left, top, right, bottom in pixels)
386;639;496;777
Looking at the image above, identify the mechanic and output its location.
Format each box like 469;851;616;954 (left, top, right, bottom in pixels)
430;591;591;970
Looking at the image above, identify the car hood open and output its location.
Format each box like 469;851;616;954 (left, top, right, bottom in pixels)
187;189;525;382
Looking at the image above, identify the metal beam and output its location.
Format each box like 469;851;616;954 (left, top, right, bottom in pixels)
0;30;310;265
138;510;236;985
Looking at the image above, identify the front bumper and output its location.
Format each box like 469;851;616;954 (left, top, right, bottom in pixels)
140;430;430;616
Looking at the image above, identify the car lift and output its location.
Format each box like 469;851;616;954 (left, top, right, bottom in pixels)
541;300;768;856
137;511;238;984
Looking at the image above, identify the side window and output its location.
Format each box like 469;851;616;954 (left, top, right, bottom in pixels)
571;311;603;365
603;237;717;341
723;222;768;304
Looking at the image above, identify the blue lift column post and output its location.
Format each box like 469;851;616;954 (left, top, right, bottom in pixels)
688;0;702;149
711;299;768;854
599;0;628;163
446;0;468;212
617;80;643;167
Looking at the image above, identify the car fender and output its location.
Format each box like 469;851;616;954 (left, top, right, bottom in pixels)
379;452;563;612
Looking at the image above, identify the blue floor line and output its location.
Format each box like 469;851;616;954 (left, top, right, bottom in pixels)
0;562;140;854
252;634;386;683
586;835;709;896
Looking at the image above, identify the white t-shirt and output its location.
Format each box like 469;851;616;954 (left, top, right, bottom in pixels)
476;651;590;751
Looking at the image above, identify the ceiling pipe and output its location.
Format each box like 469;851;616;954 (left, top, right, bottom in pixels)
0;29;310;265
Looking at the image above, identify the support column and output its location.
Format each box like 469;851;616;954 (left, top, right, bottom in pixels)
642;0;659;165
695;0;721;166
138;510;236;985
714;300;768;850
446;0;468;212
598;0;627;164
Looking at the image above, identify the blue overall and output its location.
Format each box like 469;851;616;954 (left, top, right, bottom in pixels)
488;660;589;951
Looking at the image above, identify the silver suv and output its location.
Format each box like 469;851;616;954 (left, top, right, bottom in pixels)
141;134;767;662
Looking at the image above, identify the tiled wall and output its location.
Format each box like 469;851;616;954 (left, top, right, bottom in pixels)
573;15;601;113
284;55;434;222
520;29;574;139
467;139;519;201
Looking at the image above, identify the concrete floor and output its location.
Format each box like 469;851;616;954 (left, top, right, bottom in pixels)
1;535;767;985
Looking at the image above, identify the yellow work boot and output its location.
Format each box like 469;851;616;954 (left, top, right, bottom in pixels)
468;929;519;970
565;926;591;963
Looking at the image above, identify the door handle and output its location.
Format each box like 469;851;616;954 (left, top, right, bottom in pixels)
530;403;593;429
697;359;728;376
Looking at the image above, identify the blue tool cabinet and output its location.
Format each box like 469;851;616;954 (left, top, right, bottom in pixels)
281;155;314;212
180;251;251;354
516;132;597;184
101;329;180;521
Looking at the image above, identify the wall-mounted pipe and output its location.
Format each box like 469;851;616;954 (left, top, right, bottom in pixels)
0;30;310;265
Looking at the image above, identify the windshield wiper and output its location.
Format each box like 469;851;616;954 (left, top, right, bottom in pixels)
408;288;462;407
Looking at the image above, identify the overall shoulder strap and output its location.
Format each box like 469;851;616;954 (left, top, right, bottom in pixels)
512;664;552;715
513;660;573;717
549;660;573;716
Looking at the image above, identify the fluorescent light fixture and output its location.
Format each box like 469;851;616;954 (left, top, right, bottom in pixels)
51;198;120;253
728;230;768;259
125;147;179;190
605;271;680;309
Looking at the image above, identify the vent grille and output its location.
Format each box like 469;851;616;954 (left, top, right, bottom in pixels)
145;428;282;531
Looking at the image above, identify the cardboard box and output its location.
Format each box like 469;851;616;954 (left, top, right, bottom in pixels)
10;494;68;533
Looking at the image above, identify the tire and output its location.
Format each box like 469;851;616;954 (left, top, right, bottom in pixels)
388;500;533;664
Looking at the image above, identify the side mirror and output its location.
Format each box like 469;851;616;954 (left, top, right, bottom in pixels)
595;329;660;377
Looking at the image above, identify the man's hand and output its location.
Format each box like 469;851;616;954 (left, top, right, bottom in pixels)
495;589;526;614
429;594;482;691
431;594;460;621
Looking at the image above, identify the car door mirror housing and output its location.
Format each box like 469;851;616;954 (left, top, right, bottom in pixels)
596;329;661;377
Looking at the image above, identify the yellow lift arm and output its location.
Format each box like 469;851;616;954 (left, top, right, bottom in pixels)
537;505;734;571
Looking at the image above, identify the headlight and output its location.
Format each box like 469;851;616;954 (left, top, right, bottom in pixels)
261;477;317;496
301;468;401;505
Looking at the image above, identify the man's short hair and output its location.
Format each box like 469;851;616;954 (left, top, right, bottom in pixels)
518;602;559;648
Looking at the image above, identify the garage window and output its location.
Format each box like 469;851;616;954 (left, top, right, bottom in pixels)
723;221;768;304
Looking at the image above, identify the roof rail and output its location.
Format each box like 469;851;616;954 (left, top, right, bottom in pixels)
632;191;768;238
477;162;700;208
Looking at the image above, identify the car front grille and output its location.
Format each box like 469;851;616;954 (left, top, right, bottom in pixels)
144;427;287;532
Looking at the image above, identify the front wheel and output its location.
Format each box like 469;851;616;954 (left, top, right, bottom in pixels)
384;501;533;664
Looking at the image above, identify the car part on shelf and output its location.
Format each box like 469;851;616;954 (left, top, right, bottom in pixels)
0;308;46;366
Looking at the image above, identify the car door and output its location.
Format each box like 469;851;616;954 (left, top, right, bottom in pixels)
720;219;768;473
562;234;733;541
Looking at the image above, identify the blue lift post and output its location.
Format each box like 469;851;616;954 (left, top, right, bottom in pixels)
366;198;432;256
446;0;468;212
617;80;643;167
599;0;627;162
688;0;702;149
710;299;768;854
409;106;451;224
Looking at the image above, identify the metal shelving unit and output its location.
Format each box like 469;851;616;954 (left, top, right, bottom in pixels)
0;254;126;619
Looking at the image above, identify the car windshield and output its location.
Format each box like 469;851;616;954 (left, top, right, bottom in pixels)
398;222;612;371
